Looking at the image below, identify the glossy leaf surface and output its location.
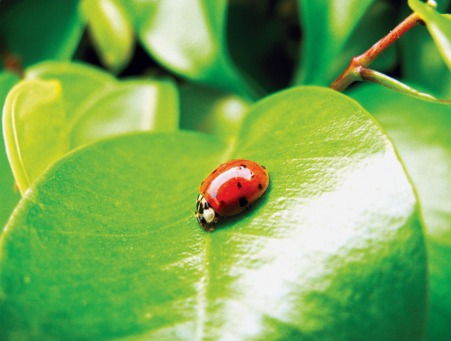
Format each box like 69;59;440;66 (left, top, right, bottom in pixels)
70;78;179;147
0;87;426;339
350;84;451;340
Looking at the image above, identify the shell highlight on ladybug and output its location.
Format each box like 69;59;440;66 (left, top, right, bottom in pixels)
196;159;269;231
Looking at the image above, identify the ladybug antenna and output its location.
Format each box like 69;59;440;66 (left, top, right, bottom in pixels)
187;207;197;219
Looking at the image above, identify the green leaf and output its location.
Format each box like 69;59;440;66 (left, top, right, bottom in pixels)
81;0;134;72
349;83;451;340
5;63;179;193
358;68;451;103
179;83;250;142
70;78;179;147
25;61;117;118
408;0;451;70
0;72;20;228
2;79;68;194
294;0;395;85
0;87;426;339
0;0;84;69
124;0;256;98
401;6;451;97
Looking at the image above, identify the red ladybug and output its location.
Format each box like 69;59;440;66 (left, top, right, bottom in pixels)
196;159;269;231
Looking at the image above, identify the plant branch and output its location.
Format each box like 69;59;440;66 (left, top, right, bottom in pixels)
330;12;422;91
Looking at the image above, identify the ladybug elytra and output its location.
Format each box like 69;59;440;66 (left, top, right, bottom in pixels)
196;159;269;231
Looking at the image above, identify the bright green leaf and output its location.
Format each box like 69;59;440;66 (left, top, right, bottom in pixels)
70;78;179;147
295;0;396;86
25;61;117;118
81;0;134;72
408;0;451;70
0;0;84;69
5;63;178;192
124;0;256;98
350;83;451;341
0;72;20;228
0;87;426;339
2;79;68;194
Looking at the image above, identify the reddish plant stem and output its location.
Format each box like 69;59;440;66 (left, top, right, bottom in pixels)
330;12;423;92
2;51;24;77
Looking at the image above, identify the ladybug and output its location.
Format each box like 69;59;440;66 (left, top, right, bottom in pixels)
196;159;269;231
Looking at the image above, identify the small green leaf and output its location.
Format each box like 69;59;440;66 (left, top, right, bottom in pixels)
124;0;255;98
408;0;451;69
25;61;117;117
0;71;20;228
358;68;451;103
81;0;134;72
350;83;451;340
70;78;179;147
0;0;84;69
2;79;68;194
0;87;426;339
401;5;451;97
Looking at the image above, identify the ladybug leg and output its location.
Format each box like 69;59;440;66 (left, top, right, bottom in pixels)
206;216;219;232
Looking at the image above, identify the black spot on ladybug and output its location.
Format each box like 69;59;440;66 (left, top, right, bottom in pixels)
237;182;242;188
239;197;248;207
258;183;263;190
251;174;255;179
220;200;225;205
240;164;247;168
211;168;217;174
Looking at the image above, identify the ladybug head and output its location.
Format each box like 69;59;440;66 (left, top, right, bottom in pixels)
196;194;218;231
